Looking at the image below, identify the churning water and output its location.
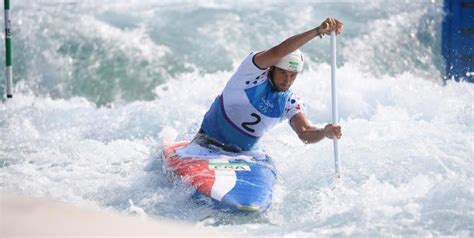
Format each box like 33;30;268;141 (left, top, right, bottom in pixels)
1;0;473;236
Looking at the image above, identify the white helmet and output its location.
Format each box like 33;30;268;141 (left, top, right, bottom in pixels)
274;49;304;73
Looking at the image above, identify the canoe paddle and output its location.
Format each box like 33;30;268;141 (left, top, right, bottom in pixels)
330;31;341;177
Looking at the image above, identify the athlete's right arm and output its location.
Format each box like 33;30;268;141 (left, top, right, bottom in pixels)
253;17;343;69
290;113;342;144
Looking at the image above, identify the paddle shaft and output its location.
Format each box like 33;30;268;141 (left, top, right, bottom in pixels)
330;31;340;176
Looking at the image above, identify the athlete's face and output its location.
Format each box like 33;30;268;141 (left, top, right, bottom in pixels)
272;67;298;91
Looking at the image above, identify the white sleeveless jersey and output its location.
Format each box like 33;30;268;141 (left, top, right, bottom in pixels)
201;52;305;150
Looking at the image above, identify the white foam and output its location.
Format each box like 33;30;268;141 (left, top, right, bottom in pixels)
2;1;473;236
2;58;473;237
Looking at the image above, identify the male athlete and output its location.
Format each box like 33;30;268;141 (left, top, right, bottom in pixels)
193;18;344;153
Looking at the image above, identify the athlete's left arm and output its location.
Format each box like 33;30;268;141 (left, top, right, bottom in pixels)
254;17;343;69
290;113;342;144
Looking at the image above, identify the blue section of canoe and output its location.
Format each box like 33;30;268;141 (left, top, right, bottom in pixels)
193;155;276;213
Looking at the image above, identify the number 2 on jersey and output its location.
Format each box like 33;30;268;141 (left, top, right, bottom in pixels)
241;113;261;133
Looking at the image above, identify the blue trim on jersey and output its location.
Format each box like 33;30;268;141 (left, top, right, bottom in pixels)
220;96;259;139
200;52;296;152
201;96;259;151
201;79;292;151
244;80;289;118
